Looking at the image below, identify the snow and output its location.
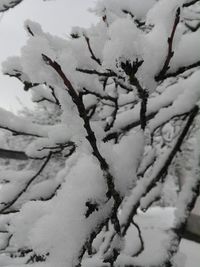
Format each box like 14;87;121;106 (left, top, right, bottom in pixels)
31;85;55;104
103;17;142;71
137;146;156;175
171;30;200;71
9;153;111;266
174;137;200;226
0;0;200;266
140;182;162;210
0;0;22;12
106;131;144;195
93;0;156;21
180;239;200;267
109;77;184;132
149;70;200;132
0;170;35;210
0;108;50;137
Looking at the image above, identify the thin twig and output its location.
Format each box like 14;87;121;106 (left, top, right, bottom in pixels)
76;68;118;78
0;153;52;214
155;8;181;81
162;60;200;79
183;0;200;7
84;35;101;65
131;220;144;257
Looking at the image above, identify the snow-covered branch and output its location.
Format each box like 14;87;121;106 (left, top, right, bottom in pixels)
0;0;200;266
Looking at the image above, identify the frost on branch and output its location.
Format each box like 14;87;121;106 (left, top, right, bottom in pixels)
0;0;200;266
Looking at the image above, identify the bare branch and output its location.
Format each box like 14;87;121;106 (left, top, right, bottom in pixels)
76;68;118;78
0;153;52;214
155;8;181;81
183;0;200;7
82;87;116;102
162;60;200;79
49;85;60;106
84;35;102;66
131;220;144;257
42;54;122;237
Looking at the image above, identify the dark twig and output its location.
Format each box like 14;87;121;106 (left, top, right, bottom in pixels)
103;112;156;142
84;35;101;66
162;60;200;79
82;87;116;102
25;25;34;36
104;82;119;132
105;98;118;132
33;97;56;105
120;60;148;130
131;220;144;257
130;77;148;131
0;234;13;251
0;125;41;138
185;22;200;32
49;85;60;106
76;68;118;78
183;0;200;7
82;87;119;131
155;8;181;81
122;9;145;27
0;153;52;214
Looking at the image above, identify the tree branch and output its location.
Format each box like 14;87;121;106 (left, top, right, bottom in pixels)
183;0;200;7
155;8;181;81
122;105;199;236
84;35;101;66
0;153;52;214
131;220;144;257
76;68;118;78
42;54;122;233
162;60;200;79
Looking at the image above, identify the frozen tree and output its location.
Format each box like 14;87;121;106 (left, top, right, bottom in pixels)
0;0;200;266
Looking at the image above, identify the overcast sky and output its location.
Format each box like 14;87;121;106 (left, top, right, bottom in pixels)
0;0;97;113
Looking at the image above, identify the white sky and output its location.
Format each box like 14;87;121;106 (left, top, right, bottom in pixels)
0;0;97;113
